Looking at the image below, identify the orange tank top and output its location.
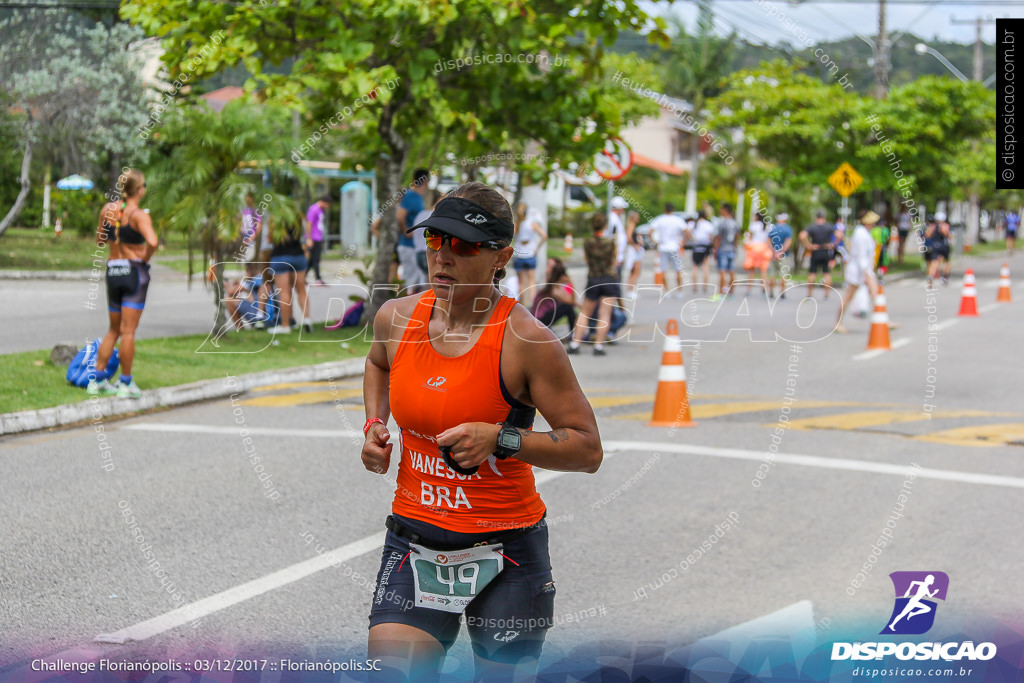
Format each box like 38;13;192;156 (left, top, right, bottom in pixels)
389;291;546;533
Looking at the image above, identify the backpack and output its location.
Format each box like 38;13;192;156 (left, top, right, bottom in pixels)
66;338;120;388
340;301;365;327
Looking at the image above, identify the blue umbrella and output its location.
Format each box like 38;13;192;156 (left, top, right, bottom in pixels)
56;174;94;191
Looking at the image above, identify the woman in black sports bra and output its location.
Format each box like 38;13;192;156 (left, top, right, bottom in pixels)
89;169;158;399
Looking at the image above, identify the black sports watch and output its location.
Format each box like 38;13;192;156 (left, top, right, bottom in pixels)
494;422;522;460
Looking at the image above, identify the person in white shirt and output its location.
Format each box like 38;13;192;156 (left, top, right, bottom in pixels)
512;202;547;307
650;203;687;292
608;196;629;278
836;210;881;334
688;209;716;295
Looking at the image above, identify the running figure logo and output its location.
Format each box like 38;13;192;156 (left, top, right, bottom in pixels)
881;571;949;635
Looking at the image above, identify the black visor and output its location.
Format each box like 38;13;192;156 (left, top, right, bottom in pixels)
408;196;514;243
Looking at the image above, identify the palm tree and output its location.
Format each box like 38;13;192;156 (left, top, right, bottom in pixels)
146;99;304;337
662;3;734;214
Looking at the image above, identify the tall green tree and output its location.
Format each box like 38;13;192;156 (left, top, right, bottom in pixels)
124;0;666;321
708;60;861;195
0;9;150;235
145;99;303;337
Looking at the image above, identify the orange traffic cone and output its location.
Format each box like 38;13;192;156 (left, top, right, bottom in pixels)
563;233;573;254
649;319;696;428
958;269;979;316
866;285;892;350
654;265;665;290
997;264;1012;303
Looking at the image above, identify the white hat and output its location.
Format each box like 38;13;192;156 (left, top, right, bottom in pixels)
776;212;789;222
935;211;947;222
610;196;628;210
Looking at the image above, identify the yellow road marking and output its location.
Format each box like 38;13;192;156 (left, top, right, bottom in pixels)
915;424;1024;448
239;388;362;407
588;394;655;409
252;380;359;392
784;410;996;431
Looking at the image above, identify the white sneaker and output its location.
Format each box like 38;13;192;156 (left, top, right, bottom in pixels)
86;378;117;396
115;379;142;399
267;325;292;334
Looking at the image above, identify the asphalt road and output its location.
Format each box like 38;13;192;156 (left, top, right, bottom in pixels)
1;252;1023;680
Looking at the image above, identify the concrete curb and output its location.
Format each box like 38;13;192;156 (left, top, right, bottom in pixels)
0;358;365;437
0;269;98;280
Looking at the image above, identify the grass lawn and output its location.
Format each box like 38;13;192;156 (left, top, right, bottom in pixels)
0;228;191;271
2;327;371;414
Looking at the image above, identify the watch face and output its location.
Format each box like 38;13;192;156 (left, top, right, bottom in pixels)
498;429;520;450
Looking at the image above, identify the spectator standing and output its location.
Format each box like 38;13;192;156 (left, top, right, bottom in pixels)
743;214;771;295
305;194;332;285
1005;209;1019;256
801;210;835;299
568;213;620;356
649;203;686;294
395;169;430;291
512;202;547;308
714;202;740;299
767;212;793;299
689;209;716;296
622;210;644;299
607;196;629;279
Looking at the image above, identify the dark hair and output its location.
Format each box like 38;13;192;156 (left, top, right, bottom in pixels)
591;212;607;234
319;194;332;204
721;202;733;215
664;202;675;213
538;258;568;301
413;168;430;186
450;181;514;281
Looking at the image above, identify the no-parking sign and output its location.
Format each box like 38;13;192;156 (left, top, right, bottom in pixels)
594;138;633;181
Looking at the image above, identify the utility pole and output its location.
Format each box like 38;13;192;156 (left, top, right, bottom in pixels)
873;0;890;98
950;15;994;248
951;15;995;81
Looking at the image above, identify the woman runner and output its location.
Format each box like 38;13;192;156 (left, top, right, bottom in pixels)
361;181;601;681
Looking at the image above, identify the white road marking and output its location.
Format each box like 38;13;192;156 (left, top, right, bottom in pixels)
978;302;1000;314
80;457;590;647
122;423;362;439
935;318;960;331
95;532;386;644
603;440;1024;489
851;336;912;361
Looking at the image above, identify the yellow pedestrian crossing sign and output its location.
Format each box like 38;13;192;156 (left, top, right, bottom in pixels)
828;162;863;197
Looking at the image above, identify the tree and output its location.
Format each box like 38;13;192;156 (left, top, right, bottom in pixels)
144;99;303;337
708;60;861;195
0;9;150;236
123;0;666;321
660;2;735;214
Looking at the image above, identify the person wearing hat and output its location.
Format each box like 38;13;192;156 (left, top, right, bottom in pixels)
835;209;881;334
361;181;602;680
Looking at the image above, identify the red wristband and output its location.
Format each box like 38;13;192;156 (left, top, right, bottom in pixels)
363;417;385;437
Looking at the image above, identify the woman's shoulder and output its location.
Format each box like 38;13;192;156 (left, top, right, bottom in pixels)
505;299;559;346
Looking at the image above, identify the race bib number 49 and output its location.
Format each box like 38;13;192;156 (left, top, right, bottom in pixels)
409;543;504;613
